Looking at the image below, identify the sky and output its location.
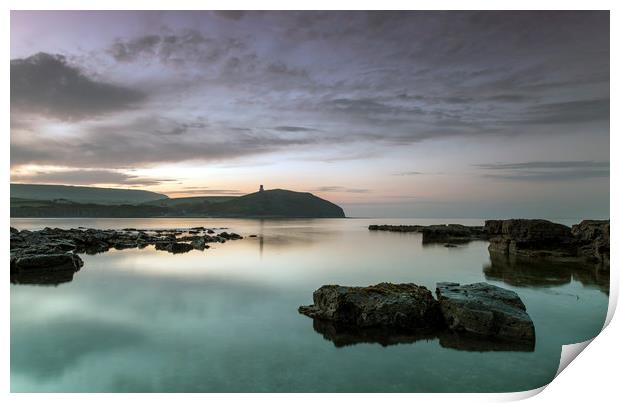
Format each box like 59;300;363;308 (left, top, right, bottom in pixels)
10;11;610;218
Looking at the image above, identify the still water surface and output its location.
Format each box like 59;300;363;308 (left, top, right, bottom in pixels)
10;218;609;392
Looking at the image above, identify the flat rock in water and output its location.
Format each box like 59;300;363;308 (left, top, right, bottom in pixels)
435;282;535;343
298;283;442;330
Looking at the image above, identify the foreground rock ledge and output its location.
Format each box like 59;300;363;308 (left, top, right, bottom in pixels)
298;283;442;330
299;281;535;344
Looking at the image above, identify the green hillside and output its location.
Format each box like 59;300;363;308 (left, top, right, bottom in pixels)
205;189;345;218
10;186;346;218
11;184;168;205
142;196;236;207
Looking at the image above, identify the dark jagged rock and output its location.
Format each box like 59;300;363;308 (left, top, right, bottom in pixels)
435;282;535;343
484;219;575;260
13;253;83;272
299;281;536;347
10;226;244;283
166;242;193;254
421;224;486;244
190;237;208;251
368;224;426;232
484;219;610;266
571;220;610;267
298;283;442;330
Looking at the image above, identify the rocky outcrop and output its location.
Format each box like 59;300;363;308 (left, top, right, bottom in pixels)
368;225;426;232
484;219;576;259
369;224;487;243
484;219;610;266
421;224;486;244
571;220;610;266
298;283;442;330
10;226;244;284
435;282;535;343
299;281;535;345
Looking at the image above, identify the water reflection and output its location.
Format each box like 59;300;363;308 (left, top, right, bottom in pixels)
11;318;145;381
483;252;609;295
11;269;76;286
309;319;535;352
10;218;610;392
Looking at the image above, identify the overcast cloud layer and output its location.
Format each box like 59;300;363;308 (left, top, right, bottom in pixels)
10;11;609;218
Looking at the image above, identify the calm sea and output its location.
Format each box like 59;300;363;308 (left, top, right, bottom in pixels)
10;218;609;392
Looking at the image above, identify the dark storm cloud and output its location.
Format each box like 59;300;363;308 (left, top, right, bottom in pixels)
11;169;175;186
475;160;610;181
108;30;246;66
10;53;145;120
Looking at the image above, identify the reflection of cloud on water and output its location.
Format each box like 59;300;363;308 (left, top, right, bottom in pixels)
483;252;609;295
11;274;282;390
11;317;145;381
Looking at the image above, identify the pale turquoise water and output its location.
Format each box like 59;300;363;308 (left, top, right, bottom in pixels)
10;218;609;392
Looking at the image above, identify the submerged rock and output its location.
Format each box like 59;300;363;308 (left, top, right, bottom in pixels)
298;283;442;330
435;282;535;343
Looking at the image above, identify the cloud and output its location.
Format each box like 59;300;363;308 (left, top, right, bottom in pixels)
9;11;610;172
393;171;423;176
311;186;371;193
272;126;318;132
475;160;610;181
11;53;146;120
481;170;610;181
10;169;175;186
213;11;246;21
164;188;244;196
108;30;246;66
474;161;610;170
10;118;320;168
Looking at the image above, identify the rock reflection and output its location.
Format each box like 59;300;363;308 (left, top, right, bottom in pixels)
310;319;534;352
10;269;76;286
484;252;609;295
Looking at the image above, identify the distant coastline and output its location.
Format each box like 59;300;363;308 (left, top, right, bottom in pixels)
10;184;346;219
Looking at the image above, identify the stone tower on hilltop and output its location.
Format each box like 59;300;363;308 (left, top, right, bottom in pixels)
259;185;264;192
